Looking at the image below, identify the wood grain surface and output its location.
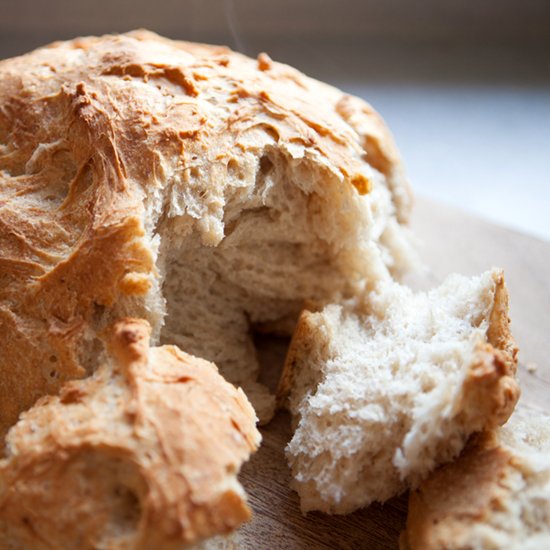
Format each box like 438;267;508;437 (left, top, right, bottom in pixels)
236;196;550;549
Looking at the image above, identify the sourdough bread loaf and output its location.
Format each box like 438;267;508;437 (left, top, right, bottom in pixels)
0;319;260;549
281;269;518;513
403;406;550;550
0;30;414;432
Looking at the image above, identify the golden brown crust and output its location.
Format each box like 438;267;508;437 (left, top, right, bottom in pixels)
404;406;550;550
404;432;510;550
276;310;316;410
335;94;413;223
487;271;519;372
460;344;519;430
0;319;260;549
458;273;520;430
0;30;407;443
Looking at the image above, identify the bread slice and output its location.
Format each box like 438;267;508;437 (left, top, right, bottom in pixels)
0;319;260;549
403;406;550;550
281;269;519;513
0;30;416;432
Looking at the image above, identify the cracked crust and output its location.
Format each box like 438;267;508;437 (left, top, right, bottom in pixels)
0;29;411;441
0;319;261;549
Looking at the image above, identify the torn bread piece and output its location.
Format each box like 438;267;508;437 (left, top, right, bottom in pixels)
0;319;260;550
403;406;550;550
281;269;518;513
0;30;415;432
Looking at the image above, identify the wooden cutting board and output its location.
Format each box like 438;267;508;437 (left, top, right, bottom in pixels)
236;197;550;549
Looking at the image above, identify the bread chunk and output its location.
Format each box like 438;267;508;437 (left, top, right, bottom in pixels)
0;30;414;430
282;269;518;513
0;319;260;549
403;406;550;550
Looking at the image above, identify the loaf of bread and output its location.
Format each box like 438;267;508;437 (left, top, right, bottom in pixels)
281;269;519;513
0;319;260;549
403;406;550;549
0;30;415;432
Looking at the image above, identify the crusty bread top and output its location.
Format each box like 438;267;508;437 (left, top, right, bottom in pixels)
0;29;411;441
404;406;550;550
0;319;260;549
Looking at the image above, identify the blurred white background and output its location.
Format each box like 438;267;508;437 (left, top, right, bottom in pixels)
2;0;549;239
